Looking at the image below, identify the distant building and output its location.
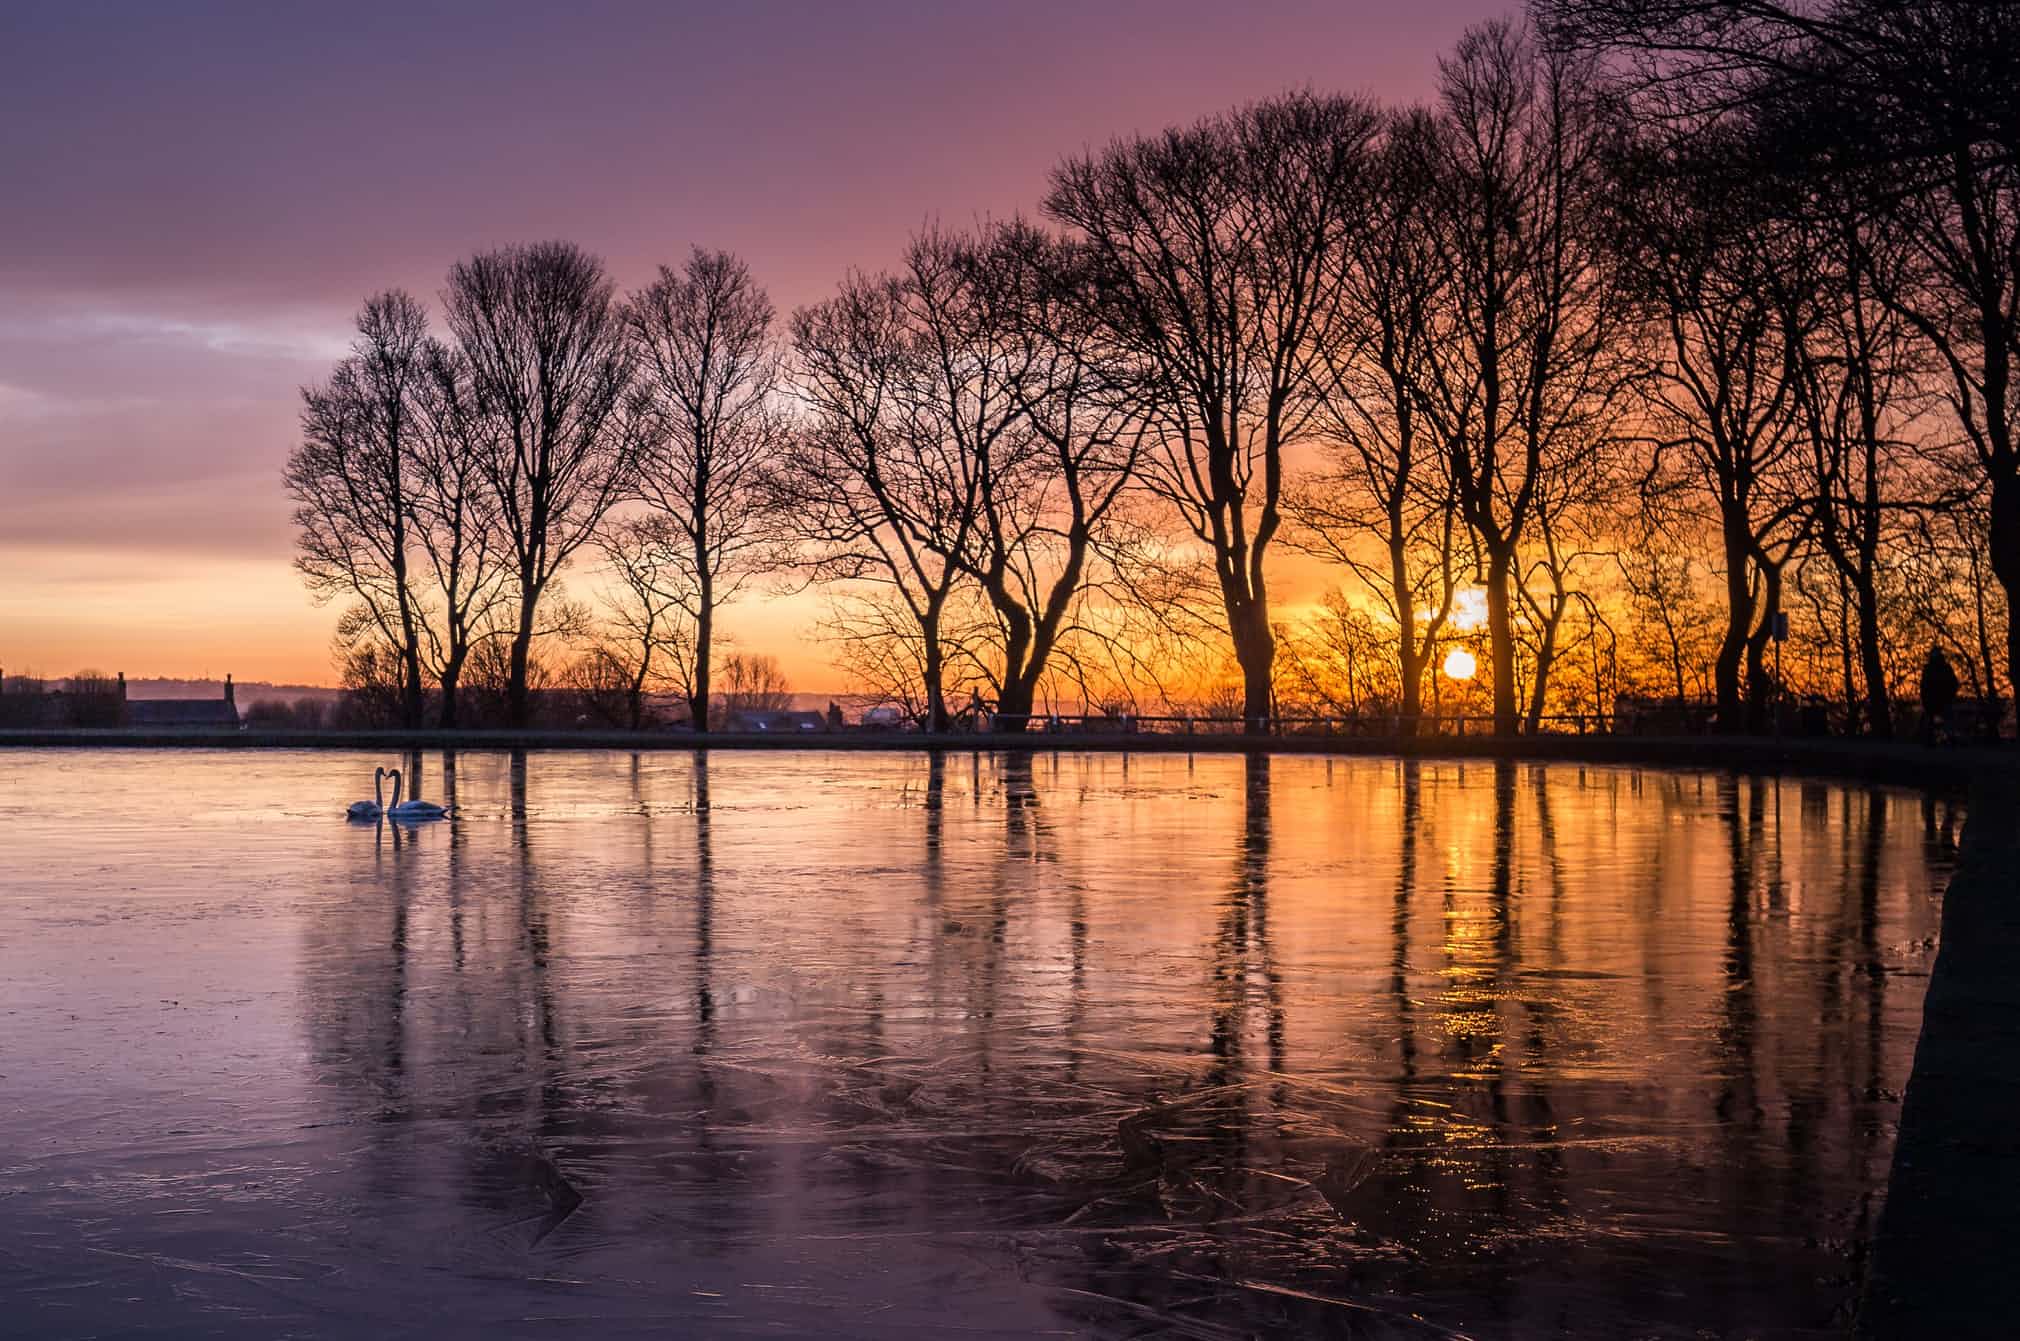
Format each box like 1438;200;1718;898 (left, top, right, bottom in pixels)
122;673;242;728
718;707;827;734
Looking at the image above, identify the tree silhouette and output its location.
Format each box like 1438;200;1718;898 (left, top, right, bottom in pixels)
443;241;645;728
627;249;789;731
285;291;435;728
1411;22;1631;735
1290;109;1461;732
1546;0;2020;716
1046;91;1383;731
785;266;983;731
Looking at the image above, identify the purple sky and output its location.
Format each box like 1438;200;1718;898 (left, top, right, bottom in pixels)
0;0;1507;684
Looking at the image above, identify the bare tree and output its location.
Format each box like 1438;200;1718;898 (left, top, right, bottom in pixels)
591;514;696;729
1290;108;1460;731
61;669;124;728
443;241;644;727
1412;22;1631;734
335;640;406;728
1615;519;1720;704
818;587;967;726
1514;451;1624;731
1899;482;2007;715
942;223;1148;729
1045;91;1382;730
627;248;788;731
408;342;513;727
560;645;641;728
1544;0;2020;715
716;652;793;713
1789;183;1939;738
785;269;983;731
1611;118;1814;730
1272;593;1405;718
1874;80;2020;719
286;291;434;728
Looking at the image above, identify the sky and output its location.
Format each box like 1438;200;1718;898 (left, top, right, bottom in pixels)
0;0;1507;688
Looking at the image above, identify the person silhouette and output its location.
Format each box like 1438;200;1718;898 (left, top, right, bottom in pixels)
1919;647;1960;744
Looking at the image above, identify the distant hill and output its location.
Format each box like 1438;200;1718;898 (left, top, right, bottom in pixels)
124;677;340;708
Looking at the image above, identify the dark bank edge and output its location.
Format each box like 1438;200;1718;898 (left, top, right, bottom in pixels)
1858;777;2020;1340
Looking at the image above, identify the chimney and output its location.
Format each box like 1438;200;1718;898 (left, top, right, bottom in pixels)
224;673;235;706
117;671;127;702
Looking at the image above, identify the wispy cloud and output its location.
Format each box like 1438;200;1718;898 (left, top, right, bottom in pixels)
0;308;351;364
0;379;165;423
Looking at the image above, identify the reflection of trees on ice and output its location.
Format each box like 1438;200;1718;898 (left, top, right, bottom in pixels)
272;751;1963;1335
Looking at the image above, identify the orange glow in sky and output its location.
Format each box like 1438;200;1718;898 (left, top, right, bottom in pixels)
0;1;1500;688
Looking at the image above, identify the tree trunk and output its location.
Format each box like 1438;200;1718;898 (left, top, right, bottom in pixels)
399;625;425;730
1231;598;1276;734
1664;606;1688;704
388;536;424;730
1745;564;1781;734
992;595;1034;732
1486;548;1518;736
438;651;466;730
1841;596;1861;733
388;454;423;730
922;622;948;733
1398;646;1423;736
1991;470;2020;733
1856;375;1892;738
508;601;536;729
970;517;1081;737
1716;524;1752;734
627;650;650;731
1524;581;1567;736
996;675;1035;733
1391;534;1421;736
690;588;713;733
1855;571;1892;739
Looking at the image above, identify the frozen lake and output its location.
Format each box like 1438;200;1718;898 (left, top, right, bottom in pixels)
0;749;1962;1337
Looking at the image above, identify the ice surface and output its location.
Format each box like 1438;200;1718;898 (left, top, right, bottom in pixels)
0;750;1961;1337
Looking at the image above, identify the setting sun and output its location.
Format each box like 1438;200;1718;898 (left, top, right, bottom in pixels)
1443;646;1478;681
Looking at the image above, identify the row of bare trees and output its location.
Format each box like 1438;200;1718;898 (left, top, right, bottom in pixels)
1535;0;2019;738
289;3;2017;738
288;244;783;729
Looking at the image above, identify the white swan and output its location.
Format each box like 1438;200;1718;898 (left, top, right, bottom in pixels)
346;767;394;820
384;768;450;821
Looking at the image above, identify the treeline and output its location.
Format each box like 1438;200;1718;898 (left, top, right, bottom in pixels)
287;2;2018;738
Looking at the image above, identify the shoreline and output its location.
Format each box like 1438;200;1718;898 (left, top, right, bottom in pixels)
1860;777;2020;1334
1;726;2009;790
